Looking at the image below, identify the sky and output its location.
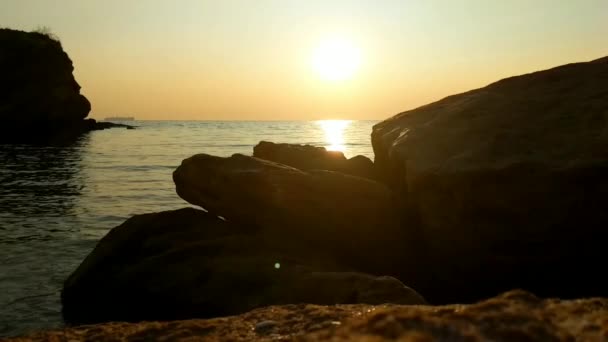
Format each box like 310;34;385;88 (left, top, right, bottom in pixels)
1;0;606;120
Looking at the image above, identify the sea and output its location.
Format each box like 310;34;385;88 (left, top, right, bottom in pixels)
0;120;378;337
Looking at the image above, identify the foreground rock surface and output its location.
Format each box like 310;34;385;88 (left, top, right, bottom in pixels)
173;153;413;276
372;56;608;303
15;291;608;341
0;28;130;143
253;141;377;180
62;208;424;325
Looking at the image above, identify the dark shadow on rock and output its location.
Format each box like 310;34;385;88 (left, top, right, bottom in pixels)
172;153;414;278
61;208;425;325
253;141;378;180
372;56;608;304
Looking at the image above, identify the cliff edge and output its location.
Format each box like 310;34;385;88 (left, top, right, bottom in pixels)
0;28;127;143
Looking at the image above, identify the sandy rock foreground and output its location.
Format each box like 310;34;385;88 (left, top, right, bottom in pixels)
9;290;608;341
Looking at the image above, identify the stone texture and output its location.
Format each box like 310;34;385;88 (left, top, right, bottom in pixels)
371;56;608;303
62;208;424;325
253;141;377;180
172;153;413;276
11;291;608;341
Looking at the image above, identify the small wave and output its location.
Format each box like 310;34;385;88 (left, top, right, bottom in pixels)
0;120;377;334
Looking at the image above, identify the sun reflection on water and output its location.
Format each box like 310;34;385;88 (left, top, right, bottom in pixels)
317;120;352;153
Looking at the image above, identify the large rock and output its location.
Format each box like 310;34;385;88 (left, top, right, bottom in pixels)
372;56;608;303
0;28;131;143
173;154;414;276
14;291;608;341
253;141;377;180
62;208;424;325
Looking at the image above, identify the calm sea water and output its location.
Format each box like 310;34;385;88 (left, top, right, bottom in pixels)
0;120;377;337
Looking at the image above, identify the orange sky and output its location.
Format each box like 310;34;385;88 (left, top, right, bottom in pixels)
2;0;606;120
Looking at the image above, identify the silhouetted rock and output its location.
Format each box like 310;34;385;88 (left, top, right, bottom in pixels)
173;154;413;276
253;141;377;180
0;28;130;143
15;291;608;341
62;208;424;325
372;56;608;303
94;121;136;130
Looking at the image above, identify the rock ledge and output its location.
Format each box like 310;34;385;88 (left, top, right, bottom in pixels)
9;291;608;341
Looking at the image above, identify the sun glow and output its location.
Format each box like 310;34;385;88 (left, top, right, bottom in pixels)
317;120;352;152
312;38;361;81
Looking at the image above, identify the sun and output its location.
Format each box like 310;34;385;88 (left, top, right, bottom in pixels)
312;38;361;81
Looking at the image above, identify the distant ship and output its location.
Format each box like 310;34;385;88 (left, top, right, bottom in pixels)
104;116;135;121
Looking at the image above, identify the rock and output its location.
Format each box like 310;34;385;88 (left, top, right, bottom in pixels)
305;290;608;341
173;153;413;276
62;208;424;325
12;291;608;341
371;56;608;303
345;154;376;179
61;207;231;324
253;141;377;180
94;121;136;130
0;28;129;143
254;320;279;334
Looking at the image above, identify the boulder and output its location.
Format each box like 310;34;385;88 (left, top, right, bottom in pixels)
173;154;414;276
62;208;424;325
0;28;130;143
16;291;608;341
253;141;377;180
372;56;608;303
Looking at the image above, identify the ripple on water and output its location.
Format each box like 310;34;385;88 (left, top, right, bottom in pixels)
0;120;377;337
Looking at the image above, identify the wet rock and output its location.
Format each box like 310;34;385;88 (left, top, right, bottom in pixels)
172;153;413;276
61;208;424;325
372;56;608;303
254;320;278;334
253;141;377;180
13;291;608;341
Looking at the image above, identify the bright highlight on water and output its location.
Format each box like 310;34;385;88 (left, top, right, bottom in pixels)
317;120;352;152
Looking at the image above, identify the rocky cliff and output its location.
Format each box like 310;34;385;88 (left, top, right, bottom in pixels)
0;28;128;143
